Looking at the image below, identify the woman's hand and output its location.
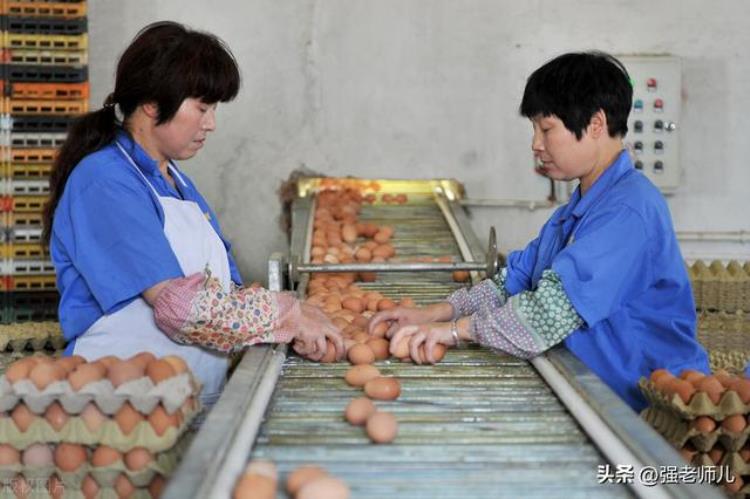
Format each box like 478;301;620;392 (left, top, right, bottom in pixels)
368;302;454;338
290;303;345;362
389;322;457;365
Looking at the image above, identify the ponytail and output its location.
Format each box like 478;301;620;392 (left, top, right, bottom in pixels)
42;97;119;245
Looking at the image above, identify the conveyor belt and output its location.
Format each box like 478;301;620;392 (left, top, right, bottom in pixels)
164;179;723;499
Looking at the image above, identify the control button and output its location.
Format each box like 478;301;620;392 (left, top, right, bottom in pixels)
654;98;664;112
654;140;664;153
653;120;663;132
635;160;644;170
665;121;677;132
633;99;644;112
654;161;664;172
634;120;643;133
634;141;643;154
647;78;658;91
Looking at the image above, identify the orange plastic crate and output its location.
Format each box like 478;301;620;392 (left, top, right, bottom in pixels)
10;149;57;163
6;1;88;19
11;196;47;212
10;82;89;100
4;32;88;51
7;275;58;292
6;164;54;178
6;98;88;116
1;242;49;260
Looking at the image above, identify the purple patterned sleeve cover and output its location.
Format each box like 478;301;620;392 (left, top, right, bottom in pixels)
446;268;509;319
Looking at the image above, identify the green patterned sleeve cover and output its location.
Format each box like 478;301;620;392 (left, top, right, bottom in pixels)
446;268;510;319
469;269;584;359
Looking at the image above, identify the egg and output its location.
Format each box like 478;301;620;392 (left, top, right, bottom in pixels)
146;359;177;384
297;476;350;499
740;445;750;462
162;355;189;374
366;338;390;361
370;321;389;338
452;271;470;283
148;475;167;498
354;248;372;262
128;352;157;371
125;447;154;471
3;357;37;384
366;411;398;443
108;360;145;387
391;338;410;358
11;403;36;432
114;474;136;498
286;465;328;495
714;369;736;389
115;402;144;435
68;362;106;391
320;340;339;364
54;443;87;472
680;369;705;384
345;397;376;426
400;297;416;307
721;414;747;433
666;379;695;404
91;445;122;467
55;355;84;374
341;297;364;314
372;245;394;259
148;405;180;436
80;403;107;433
725;475;744;494
649;368;672;383
352;332;370;344
364;377;401;400
23;443;53;467
332;317;350;330
29;361;66;390
0;444;20;466
377;299;396;311
341;224;358;243
233;472;276;499
95;355;120;370
678;444;697;463
311;246;326;257
344;365;381;387
695;376;725;404
81;475;100;499
732;379;750;403
693;416;717;433
359;272;377;282
348;344;375;365
245;459;278;481
44;402;69;431
708;446;725;465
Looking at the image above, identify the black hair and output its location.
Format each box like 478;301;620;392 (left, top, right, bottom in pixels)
519;51;632;140
43;21;241;244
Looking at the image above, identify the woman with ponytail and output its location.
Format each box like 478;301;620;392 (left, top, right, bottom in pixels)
45;21;343;411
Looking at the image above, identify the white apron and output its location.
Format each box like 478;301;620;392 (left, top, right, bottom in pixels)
73;141;231;409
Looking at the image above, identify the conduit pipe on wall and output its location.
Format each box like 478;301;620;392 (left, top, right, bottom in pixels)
676;231;749;244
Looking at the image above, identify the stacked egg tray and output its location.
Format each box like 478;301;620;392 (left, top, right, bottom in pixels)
242;183;632;498
1;0;89;327
640;373;750;497
697;310;750;375
689;260;750;313
0;320;63;351
0;354;199;497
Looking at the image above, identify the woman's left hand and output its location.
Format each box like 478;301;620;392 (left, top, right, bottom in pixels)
389;322;456;365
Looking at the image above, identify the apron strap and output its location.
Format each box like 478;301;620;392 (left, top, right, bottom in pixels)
115;141;163;199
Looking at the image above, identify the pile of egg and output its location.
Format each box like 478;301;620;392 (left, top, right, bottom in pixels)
0;352;198;498
233;460;349;499
649;369;750;494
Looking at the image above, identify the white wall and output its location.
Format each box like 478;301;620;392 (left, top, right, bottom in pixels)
89;1;750;281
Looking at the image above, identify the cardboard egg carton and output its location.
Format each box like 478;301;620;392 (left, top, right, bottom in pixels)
639;378;750;420
689;259;750;313
0;435;188;488
0;322;66;352
643;407;750;452
692;452;750;498
0;402;198;453
0;372;198;416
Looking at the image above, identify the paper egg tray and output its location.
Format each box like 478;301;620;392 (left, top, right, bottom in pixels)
692;452;750;498
642;407;750;452
0;401;198;453
0;372;197;416
0;434;189;489
0;329;66;352
639;378;750;420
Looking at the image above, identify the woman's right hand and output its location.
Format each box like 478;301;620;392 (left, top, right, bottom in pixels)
290;303;345;362
368;302;455;338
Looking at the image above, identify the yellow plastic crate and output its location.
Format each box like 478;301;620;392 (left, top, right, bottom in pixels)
3;32;88;51
5;1;88;19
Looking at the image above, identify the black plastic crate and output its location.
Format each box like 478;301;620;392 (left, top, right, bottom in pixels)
6;64;88;83
11;116;74;133
5;17;88;36
1;291;59;324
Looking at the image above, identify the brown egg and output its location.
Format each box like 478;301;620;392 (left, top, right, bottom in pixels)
359;272;377;282
162;355;189;374
3;357;37;384
400;297;416;307
92;448;122;471
54;443;87;472
678;444;697;463
714;369;736;389
373;231;391;244
666;379;696;404
354;248;372;262
370;321;389;338
81;474;100;499
739;445;750;462
693;416;717;433
233;472;276;499
108;360;144;387
44;402;69;431
47;474;64;499
115;402;144;436
146;359;177;384
367;338;390;361
650;368;673;383
342;297;364;314
345;397;376;426
0;444;20;466
679;369;705;383
148;475;167;498
23;443;53;466
128;352;156;371
11;403;36;432
95;355;120;370
55;355;85;374
344;365;381;387
68;362;106;391
708;446;725;465
332;317;350;330
452;271;470;283
352;332;370;344
125;447;154;471
732;379;750;403
377;299;396;311
320;340;339;364
245;459;278;481
372;245;393;259
297;476;350;499
722;414;747;433
695;376;725;404
148;405;180;437
80;403;107;433
351;315;369;329
286;465;328;496
395;193;408;204
311;246;326;257
366;411;398;443
348;344;375;365
725;475;744;494
391;338;410;358
29;361;66;390
364;377;401;400
421;344;447;364
341;224;358;243
114;473;136;498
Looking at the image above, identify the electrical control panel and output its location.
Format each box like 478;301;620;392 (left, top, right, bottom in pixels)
619;55;682;192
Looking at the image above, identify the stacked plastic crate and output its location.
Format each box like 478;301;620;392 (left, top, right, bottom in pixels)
1;0;88;326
